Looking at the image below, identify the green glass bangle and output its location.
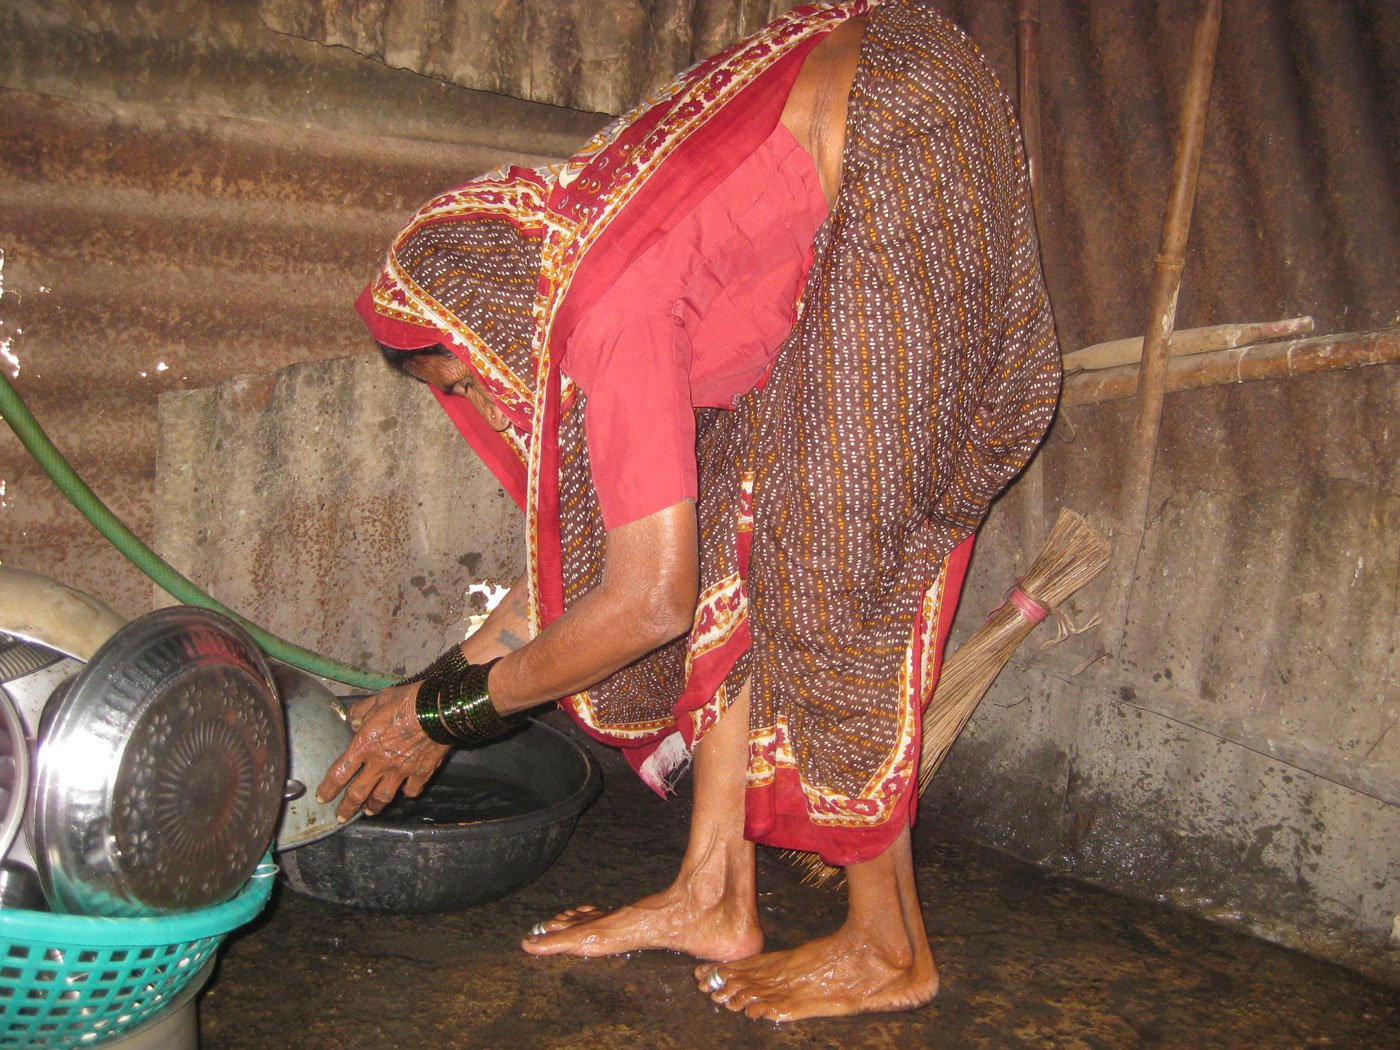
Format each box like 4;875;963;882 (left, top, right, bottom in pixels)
439;658;512;743
414;658;512;746
414;678;456;745
399;644;470;686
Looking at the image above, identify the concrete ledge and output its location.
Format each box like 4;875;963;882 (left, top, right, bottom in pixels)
155;353;524;678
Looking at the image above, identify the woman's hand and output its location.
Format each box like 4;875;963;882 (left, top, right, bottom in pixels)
315;683;451;823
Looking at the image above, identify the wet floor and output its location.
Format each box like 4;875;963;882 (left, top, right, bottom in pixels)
202;725;1400;1049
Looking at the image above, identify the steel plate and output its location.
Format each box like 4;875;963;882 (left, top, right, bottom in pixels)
0;691;28;866
33;607;285;916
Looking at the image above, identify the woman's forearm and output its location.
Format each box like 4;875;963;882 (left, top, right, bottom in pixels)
485;580;683;715
324;506;696;818
485;502;699;716
428;504;698;717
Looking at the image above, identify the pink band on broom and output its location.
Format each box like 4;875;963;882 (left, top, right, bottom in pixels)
1001;584;1049;624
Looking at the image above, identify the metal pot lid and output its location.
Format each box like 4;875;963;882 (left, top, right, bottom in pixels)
270;663;360;851
0;690;29;866
33;606;285;916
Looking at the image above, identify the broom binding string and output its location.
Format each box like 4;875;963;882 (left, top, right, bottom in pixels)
999;583;1049;625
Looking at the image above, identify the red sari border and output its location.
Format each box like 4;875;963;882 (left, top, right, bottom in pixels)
744;536;975;866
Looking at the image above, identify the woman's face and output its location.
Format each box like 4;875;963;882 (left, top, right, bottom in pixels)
404;352;511;432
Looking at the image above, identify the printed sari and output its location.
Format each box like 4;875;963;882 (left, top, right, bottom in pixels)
357;0;1060;866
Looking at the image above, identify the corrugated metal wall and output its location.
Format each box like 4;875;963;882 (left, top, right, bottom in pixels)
944;0;1399;353
257;0;1400;351
0;0;599;617
256;0;799;115
0;92;549;615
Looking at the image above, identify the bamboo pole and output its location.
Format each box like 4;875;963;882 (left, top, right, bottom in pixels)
1102;0;1222;654
1063;315;1314;372
1061;326;1400;407
1014;0;1047;565
1015;0;1044;223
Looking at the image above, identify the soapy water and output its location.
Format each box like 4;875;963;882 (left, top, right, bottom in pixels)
372;771;546;826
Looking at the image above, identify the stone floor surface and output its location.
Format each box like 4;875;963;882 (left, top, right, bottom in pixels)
200;734;1400;1050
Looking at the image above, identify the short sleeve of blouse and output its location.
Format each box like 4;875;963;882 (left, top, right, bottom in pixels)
561;120;825;534
564;264;698;532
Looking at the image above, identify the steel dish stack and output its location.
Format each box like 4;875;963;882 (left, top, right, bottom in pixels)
0;570;287;1049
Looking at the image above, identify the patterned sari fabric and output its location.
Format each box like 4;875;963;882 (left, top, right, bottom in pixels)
357;0;1060;866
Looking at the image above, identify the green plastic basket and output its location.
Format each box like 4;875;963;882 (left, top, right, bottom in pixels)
0;861;275;1048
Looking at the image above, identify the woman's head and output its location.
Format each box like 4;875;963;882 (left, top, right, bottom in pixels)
379;343;512;432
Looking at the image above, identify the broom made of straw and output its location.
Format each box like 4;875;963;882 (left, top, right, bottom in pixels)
790;508;1112;885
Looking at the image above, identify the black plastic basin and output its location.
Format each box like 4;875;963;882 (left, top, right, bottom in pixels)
278;718;601;912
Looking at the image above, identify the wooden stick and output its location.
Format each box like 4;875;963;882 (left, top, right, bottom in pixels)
1015;0;1044;224
1064;316;1315;372
1062;326;1400;407
1102;0;1222;654
1014;0;1047;567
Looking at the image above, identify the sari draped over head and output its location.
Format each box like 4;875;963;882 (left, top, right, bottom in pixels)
358;0;1061;866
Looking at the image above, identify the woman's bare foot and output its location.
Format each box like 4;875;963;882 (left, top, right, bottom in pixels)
695;827;937;1022
694;922;938;1022
525;684;763;961
521;879;763;960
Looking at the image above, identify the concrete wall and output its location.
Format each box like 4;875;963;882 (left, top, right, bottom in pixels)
155;355;523;679
926;361;1400;985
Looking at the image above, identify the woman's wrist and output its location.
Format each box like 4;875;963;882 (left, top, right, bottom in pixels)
413;651;516;746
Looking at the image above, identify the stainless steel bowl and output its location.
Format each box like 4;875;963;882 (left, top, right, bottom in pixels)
0;569;122;877
33;607;286;916
271;663;361;850
0;689;28;866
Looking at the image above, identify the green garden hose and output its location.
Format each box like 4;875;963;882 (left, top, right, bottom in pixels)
0;370;395;690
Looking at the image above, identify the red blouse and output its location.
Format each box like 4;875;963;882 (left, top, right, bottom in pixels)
563;122;829;531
